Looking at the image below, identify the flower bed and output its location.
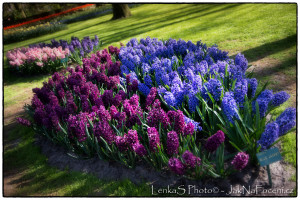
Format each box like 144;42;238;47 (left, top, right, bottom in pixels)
18;38;296;180
29;35;103;65
6;46;70;74
4;22;67;44
119;37;296;164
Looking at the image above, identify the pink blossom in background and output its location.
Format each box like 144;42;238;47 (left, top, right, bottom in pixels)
6;46;69;69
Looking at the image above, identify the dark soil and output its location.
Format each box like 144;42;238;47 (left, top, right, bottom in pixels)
35;134;296;197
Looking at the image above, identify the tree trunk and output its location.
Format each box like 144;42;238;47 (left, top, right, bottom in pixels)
112;4;131;20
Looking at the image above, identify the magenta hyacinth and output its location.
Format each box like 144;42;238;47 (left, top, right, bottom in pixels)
126;129;139;146
231;152;249;170
147;127;161;152
166;131;179;156
145;87;157;109
205;130;225;152
16;117;31;127
183;122;195;136
182;150;201;168
168;157;185;175
115;135;128;152
132;143;147;157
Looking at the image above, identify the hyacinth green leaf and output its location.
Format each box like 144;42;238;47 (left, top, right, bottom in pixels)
229;141;243;152
196;106;209;131
231;79;237;91
255;101;261;130
94;137;104;160
99;136;112;153
213;110;225;126
234;121;248;145
112;124;122;136
254;81;269;101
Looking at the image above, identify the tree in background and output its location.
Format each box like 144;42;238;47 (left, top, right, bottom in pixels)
112;4;131;20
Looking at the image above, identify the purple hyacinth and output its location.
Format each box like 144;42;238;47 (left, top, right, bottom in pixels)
145;87;157;109
110;105;118;119
271;91;290;107
257;122;279;150
126;129;139;146
168;157;185;175
16;117;31;127
183;122;195;136
93;119;115;144
67;113;88;142
182;150;201;168
132;143;147;157
147;107;170;129
147;127;160;152
102;90;114;107
205;130;225;152
275;107;296;136
115;136;128;152
221;92;239;123
166;131;179;156
183;115;202;132
167;110;185;134
231;152;249;171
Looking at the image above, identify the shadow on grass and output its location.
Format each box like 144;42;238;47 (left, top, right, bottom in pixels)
239;34;296;62
253;56;296;90
3;67;50;86
90;4;241;45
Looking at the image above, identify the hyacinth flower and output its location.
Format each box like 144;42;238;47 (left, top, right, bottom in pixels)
29;35;103;65
257;122;279;151
231;152;249;171
6;46;70;74
275;107;296;136
118;37;242;114
205;130;225;152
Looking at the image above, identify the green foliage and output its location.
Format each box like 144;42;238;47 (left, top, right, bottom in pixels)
4;22;67;44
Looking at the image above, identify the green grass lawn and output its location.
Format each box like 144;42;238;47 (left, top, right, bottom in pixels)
3;3;297;196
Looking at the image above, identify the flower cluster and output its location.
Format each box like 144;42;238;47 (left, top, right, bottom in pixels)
6;46;70;74
119;37;250;114
231;152;249;170
29;35;101;58
17;37;296;179
4;22;67;44
205;130;225;152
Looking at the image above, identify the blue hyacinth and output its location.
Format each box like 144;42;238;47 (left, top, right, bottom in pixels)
234;79;248;107
252;90;273;118
201;78;223;102
138;83;151;96
221;92;239;123
275;107;296;136
271;91;290;107
235;53;248;74
257;122;279;151
247;78;258;98
183;115;202;131
164;92;176;108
